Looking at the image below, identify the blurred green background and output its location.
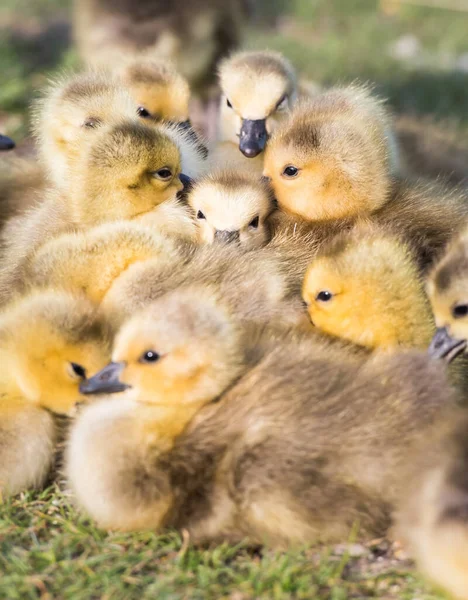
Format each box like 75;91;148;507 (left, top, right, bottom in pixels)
1;0;468;144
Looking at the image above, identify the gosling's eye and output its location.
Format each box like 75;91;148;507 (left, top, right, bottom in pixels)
453;304;468;319
137;106;151;118
69;362;86;379
316;290;333;302
276;95;288;111
282;166;299;178
249;216;259;229
197;210;206;220
302;300;309;310
153;168;173;181
140;350;161;363
83;117;101;129
226;98;232;108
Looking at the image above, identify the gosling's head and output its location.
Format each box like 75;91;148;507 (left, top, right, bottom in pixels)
187;170;274;249
218;50;297;158
264;86;392;221
427;232;468;361
34;72;137;189
302;223;433;349
0;291;110;415
81;286;246;408
121;58;191;124
70;121;192;225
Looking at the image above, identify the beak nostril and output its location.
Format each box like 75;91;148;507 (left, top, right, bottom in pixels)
215;230;240;244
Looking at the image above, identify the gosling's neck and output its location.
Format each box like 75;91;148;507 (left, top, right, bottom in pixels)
136;402;208;450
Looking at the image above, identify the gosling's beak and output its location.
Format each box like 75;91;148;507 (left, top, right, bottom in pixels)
79;361;131;395
177;119;192;131
179;173;193;192
0;134;15;151
428;327;467;362
239;119;268;158
214;230;240;244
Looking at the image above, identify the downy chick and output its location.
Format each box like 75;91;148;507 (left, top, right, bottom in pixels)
397;224;468;600
263;84;398;221
33;71;137;190
426;226;468;361
100;240;308;331
302;223;434;350
0;290;110;497
119;57;208;157
66;286;247;530
0;120;204;302
397;405;468;600
63;120;203;230
67;285;457;541
187;170;275;249
213;50;299;171
22;222;185;306
264;88;468;271
0;73;138;233
120;58;191;124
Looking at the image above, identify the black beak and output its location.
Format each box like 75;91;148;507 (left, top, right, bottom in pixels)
428;327;467;363
0;134;15;151
239;119;268;158
179;173;193;192
176;119;192;131
214;230;240;244
79;361;131;395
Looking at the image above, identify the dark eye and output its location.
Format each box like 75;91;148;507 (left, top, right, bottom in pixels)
249;216;259;229
83;117;101;129
197;210;206;220
140;350;161;363
453;304;468;318
154;168;172;181
70;362;86;379
137;106;151;118
276;94;287;110
282;166;299;178
302;300;309;310
226;98;232;108
316;291;333;302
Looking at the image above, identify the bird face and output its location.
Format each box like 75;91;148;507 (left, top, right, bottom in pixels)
303;232;434;350
80;289;245;409
188;180;273;249
264;107;390;222
123;62;191;123
220;70;293;158
5;294;110;415
302;261;347;335
427;258;468;361
73;122;190;224
264;139;357;222
16;339;110;415
303;261;401;349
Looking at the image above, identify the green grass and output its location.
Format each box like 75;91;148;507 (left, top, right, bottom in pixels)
248;0;468;130
0;486;446;599
0;0;465;596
